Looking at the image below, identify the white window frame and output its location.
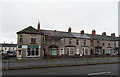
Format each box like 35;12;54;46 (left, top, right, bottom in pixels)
26;48;40;57
30;35;37;44
67;47;74;55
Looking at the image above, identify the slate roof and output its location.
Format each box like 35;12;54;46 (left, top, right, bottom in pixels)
86;34;120;41
0;43;17;47
17;26;120;41
72;33;90;39
17;26;41;34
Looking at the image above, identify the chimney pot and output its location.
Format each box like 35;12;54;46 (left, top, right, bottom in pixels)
68;27;71;33
92;30;96;35
37;21;40;31
81;30;84;34
111;33;115;37
102;32;106;36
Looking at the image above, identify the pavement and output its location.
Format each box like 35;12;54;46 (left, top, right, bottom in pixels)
1;57;120;70
2;63;120;75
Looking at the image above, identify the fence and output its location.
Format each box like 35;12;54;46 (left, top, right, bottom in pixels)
1;57;119;70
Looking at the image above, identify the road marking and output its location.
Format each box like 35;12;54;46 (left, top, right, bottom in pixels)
88;72;111;75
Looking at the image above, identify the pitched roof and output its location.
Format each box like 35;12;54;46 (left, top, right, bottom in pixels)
16;26;120;41
0;43;17;47
17;26;41;34
86;34;120;41
40;30;75;38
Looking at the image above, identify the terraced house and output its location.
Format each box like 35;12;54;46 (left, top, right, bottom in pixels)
16;22;120;59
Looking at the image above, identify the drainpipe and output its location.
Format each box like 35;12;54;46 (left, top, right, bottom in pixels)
41;33;44;58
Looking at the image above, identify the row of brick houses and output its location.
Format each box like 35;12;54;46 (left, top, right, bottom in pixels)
16;22;120;59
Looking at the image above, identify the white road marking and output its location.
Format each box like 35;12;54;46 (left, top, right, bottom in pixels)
88;72;111;75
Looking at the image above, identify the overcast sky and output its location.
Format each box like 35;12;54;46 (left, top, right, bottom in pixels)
0;0;119;44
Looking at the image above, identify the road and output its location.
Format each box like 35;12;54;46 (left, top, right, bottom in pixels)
2;63;120;75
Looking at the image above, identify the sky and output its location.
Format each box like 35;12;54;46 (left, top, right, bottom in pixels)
0;0;119;44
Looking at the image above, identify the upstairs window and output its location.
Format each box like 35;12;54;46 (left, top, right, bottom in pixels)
60;38;64;45
43;36;46;45
108;42;110;47
103;42;105;46
69;39;72;45
30;35;37;44
19;35;22;43
84;40;86;45
52;38;55;44
90;40;93;46
76;39;79;45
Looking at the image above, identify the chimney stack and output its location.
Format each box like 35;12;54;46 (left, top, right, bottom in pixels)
102;32;106;36
81;30;84;34
92;30;96;35
111;33;115;37
37;21;40;31
68;27;71;33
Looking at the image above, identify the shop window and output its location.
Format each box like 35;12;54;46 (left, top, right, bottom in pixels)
27;48;39;56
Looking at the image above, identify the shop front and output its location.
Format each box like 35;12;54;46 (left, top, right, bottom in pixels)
17;45;41;59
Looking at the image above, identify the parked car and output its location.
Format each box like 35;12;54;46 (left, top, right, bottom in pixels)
2;51;16;59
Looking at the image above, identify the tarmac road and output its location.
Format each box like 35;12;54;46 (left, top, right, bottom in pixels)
2;63;120;75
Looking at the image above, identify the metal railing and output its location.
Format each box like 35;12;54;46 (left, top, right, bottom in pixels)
1;56;120;70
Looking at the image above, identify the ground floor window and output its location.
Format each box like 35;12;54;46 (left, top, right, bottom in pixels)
50;48;58;55
107;48;113;54
67;47;75;55
95;48;102;55
18;50;22;55
82;47;89;55
27;48;39;56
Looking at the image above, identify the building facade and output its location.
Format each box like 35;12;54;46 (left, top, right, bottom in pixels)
16;22;120;59
0;43;17;53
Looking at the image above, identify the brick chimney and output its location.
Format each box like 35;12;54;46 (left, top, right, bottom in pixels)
92;30;96;35
102;32;106;36
37;21;40;31
81;30;84;34
68;27;71;33
111;33;115;37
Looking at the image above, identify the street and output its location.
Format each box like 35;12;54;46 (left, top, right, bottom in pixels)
2;63;119;75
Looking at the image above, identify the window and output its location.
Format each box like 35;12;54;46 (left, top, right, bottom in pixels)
114;42;116;47
50;48;57;55
60;38;64;45
97;40;99;46
69;39;72;45
30;35;37;44
27;48;39;56
90;40;93;46
108;42;110;47
19;35;22;43
103;42;105;46
43;36;46;45
84;40;86;45
67;47;74;55
76;39;79;45
18;50;21;55
52;38;55;44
